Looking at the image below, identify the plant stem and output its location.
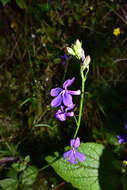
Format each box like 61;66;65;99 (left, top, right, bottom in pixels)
39;164;50;172
73;69;89;138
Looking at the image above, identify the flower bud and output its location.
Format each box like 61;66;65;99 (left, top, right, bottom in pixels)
81;55;91;71
66;47;75;56
67;39;85;60
84;56;91;66
73;39;84;60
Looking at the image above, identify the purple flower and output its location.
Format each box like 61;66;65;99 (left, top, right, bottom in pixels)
117;134;127;144
63;137;85;164
117;124;127;144
60;54;69;65
50;77;81;108
55;105;75;121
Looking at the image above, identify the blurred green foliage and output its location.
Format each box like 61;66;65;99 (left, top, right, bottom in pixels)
0;155;38;190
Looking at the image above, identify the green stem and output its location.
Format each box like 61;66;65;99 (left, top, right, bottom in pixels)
73;69;89;138
74;115;78;126
38;157;59;172
38;164;50;172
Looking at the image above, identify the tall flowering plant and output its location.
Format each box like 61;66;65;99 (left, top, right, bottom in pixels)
47;40;122;190
50;39;91;164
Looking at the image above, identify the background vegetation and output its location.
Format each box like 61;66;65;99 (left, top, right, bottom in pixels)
0;0;127;189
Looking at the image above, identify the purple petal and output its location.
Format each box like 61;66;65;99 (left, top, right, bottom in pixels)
63;150;73;160
75;151;85;162
60;54;69;65
65;104;75;111
63;150;77;164
63;92;73;107
55;110;66;121
63;77;75;89
69;156;78;164
61;54;69;60
68;90;81;95
60;106;64;111
66;111;74;117
117;134;127;144
55;109;62;114
51;93;62;108
70;138;80;148
50;88;62;96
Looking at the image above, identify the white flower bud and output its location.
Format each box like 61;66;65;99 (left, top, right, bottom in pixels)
73;40;85;60
84;56;91;66
81;55;91;71
66;47;75;56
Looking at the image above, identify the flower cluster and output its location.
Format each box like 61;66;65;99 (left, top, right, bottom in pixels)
50;39;87;165
66;39;85;60
50;77;81;121
55;104;75;122
63;137;85;164
67;39;91;71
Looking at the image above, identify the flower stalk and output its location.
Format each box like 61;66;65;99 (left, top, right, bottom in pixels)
66;39;90;139
73;68;89;138
50;39;90;164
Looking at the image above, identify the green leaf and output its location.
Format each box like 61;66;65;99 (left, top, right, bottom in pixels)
19;161;27;171
34;123;53;129
7;168;18;179
15;0;27;9
21;166;38;186
19;97;35;107
46;143;121;190
0;0;11;6
12;161;27;172
24;155;30;163
12;162;20;171
12;156;30;172
0;178;18;190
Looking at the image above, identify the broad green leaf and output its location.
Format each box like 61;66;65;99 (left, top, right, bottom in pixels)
46;143;121;190
0;178;18;190
0;0;11;6
21;166;38;186
15;0;27;9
